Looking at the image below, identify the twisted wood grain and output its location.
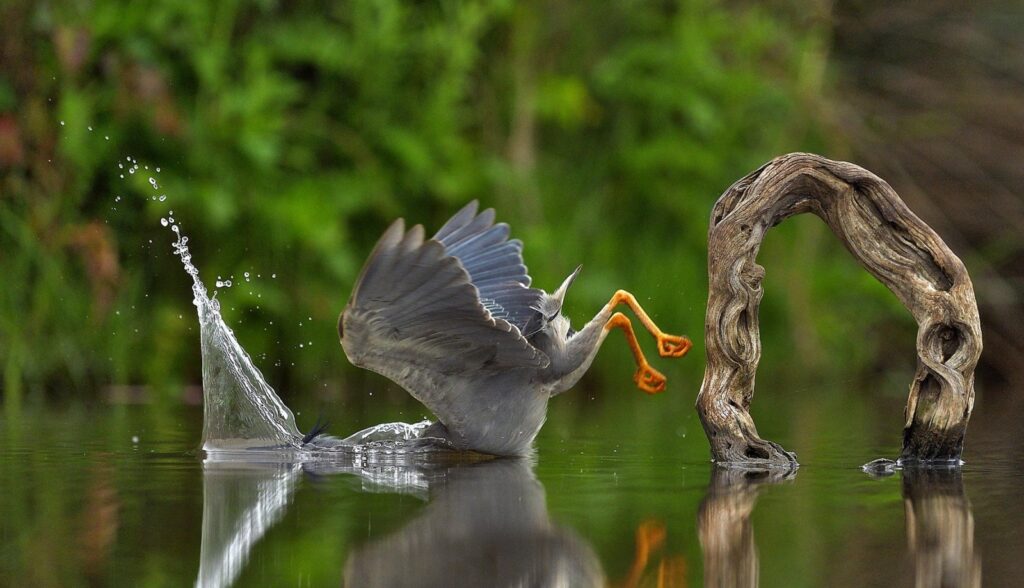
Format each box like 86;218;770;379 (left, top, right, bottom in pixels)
697;153;982;466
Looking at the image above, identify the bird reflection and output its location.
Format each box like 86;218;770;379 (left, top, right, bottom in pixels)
195;452;456;588
195;455;604;588
697;467;795;588
343;458;604;587
902;467;981;588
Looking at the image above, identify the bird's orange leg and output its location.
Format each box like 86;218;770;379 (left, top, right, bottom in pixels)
605;313;667;394
605;290;692;358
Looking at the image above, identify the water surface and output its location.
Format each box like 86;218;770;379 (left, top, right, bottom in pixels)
1;386;1021;587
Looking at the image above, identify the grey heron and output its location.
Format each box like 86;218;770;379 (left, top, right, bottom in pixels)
339;201;691;456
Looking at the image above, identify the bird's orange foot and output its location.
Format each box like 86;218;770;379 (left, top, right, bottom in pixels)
657;334;692;358
634;364;666;394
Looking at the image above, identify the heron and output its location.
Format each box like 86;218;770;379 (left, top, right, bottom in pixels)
339;201;691;456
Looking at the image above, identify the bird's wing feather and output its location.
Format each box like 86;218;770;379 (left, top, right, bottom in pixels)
433;201;543;334
341;218;549;418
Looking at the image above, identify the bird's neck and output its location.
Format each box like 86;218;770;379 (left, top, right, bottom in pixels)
547;306;615;396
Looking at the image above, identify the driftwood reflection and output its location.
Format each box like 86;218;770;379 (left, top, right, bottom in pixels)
344;458;603;587
902;468;981;588
194;455;604;588
697;467;795;588
697;465;981;588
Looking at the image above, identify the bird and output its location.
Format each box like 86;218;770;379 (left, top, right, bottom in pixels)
338;201;691;456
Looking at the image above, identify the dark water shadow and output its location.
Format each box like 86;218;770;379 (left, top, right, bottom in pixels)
195;455;603;588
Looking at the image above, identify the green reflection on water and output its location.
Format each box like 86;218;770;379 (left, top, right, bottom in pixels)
0;376;1021;587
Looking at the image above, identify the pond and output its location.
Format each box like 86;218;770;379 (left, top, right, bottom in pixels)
2;376;1021;587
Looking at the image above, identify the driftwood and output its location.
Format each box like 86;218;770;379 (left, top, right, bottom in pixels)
697;153;982;467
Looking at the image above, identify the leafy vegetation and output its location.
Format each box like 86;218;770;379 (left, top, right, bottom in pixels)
0;0;914;405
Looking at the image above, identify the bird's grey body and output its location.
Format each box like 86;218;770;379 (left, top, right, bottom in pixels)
340;201;687;456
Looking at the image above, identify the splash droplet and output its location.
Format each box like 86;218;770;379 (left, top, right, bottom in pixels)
60;121;65;126
159;195;167;202
160;218;169;227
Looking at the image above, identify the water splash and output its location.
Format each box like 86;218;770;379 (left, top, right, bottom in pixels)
168;216;450;456
171;223;301;450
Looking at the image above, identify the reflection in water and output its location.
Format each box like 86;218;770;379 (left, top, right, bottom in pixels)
78;461;120;580
195;451;478;588
696;465;982;588
697;467;795;588
196;460;302;588
195;456;604;588
902;468;981;588
344;458;604;587
613;520;688;588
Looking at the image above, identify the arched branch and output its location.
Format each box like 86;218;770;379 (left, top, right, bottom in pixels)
698;153;982;466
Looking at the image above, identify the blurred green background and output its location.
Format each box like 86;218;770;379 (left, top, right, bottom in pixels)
1;0;1021;407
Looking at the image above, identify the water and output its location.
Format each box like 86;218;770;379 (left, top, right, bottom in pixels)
168;220;446;457
1;399;1021;587
2;227;1023;585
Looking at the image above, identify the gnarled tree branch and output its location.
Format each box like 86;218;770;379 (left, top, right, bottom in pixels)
698;153;982;467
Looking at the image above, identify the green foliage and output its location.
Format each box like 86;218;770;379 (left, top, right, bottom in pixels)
0;0;912;402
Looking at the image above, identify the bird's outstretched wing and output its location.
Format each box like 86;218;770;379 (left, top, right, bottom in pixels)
433;201;543;335
340;218;549;411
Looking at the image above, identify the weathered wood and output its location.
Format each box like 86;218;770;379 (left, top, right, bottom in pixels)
698;153;982;467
